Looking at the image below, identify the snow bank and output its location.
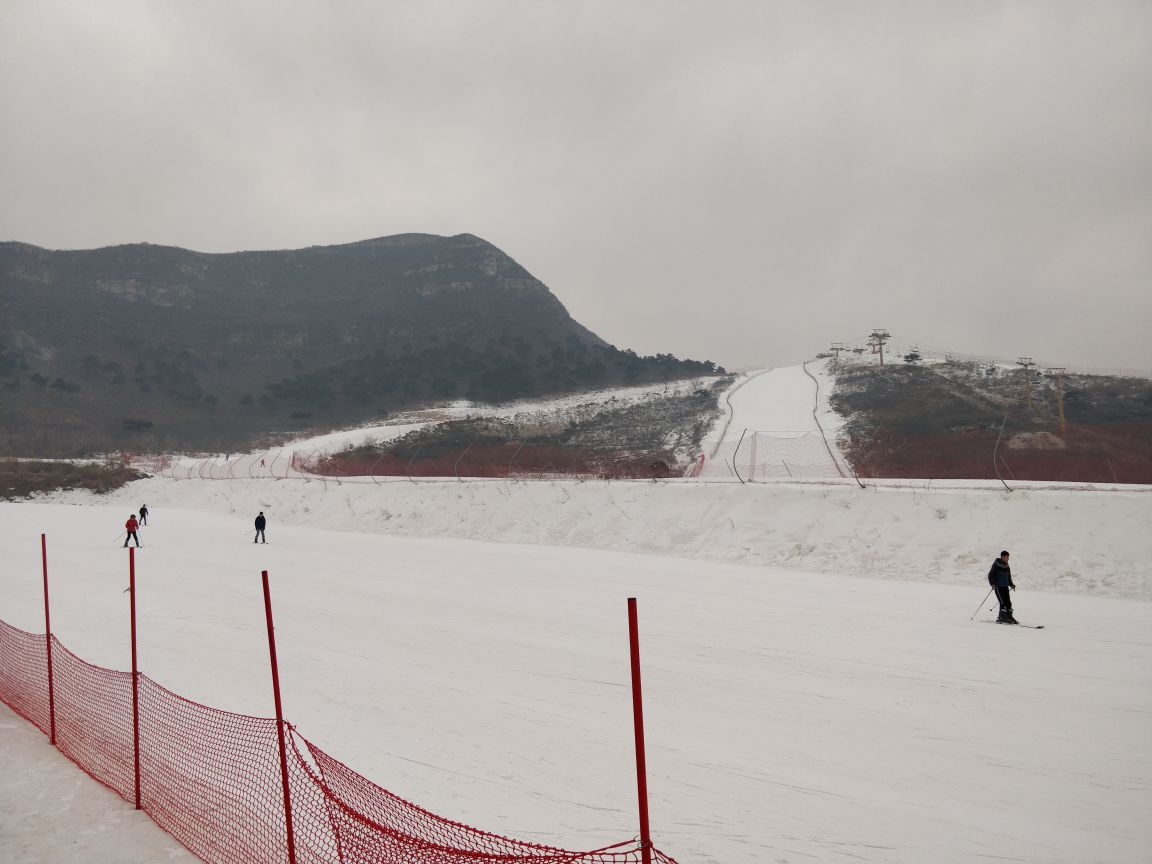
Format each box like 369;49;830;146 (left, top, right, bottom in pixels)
36;475;1152;600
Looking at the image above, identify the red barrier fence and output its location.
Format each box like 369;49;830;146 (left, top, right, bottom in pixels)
0;580;680;864
844;423;1152;485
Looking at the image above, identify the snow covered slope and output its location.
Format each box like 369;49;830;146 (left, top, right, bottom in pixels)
167;376;724;480
155;363;840;482
697;362;848;479
3;361;1151;864
2;493;1152;864
708;364;826;437
48;475;1152;599
0;702;196;863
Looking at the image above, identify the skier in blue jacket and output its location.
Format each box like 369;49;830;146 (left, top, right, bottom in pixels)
988;551;1017;624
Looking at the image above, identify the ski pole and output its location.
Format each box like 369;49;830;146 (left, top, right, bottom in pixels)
969;587;995;621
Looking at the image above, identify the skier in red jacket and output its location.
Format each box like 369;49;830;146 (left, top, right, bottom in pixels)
124;515;141;547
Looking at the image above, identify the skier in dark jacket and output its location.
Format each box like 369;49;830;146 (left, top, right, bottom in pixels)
254;512;267;544
124;515;141;547
139;504;149;526
988;551;1016;624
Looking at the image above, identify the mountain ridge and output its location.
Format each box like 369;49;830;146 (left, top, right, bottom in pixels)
0;234;721;455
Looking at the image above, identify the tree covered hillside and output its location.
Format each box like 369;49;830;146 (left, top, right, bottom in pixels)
831;360;1152;483
0;234;722;455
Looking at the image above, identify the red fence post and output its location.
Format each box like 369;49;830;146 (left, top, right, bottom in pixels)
262;570;298;864
627;598;653;864
41;533;56;744
129;547;142;810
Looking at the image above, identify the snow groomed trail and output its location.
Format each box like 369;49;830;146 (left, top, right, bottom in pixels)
700;363;848;480
713;365;828;435
153;364;845;484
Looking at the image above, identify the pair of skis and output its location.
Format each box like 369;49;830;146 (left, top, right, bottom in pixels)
972;589;1044;628
987;620;1045;629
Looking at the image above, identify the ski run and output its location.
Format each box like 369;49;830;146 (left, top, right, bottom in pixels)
2;365;1150;864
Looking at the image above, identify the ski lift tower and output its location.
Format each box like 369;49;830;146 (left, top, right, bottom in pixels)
1017;357;1036;410
829;342;846;369
1047;367;1068;436
869;329;891;366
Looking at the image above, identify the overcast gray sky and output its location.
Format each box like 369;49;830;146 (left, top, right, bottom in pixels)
2;1;1149;372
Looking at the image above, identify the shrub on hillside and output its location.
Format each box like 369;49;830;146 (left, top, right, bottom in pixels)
0;459;145;500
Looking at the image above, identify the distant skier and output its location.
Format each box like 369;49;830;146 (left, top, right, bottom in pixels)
988;550;1016;624
254;511;267;544
124;515;141;547
138;504;149;526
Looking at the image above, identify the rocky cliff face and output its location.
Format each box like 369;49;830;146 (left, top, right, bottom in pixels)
0;234;719;454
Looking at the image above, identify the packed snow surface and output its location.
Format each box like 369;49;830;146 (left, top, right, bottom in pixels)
707;365;827;438
2;479;1151;864
697;362;848;478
